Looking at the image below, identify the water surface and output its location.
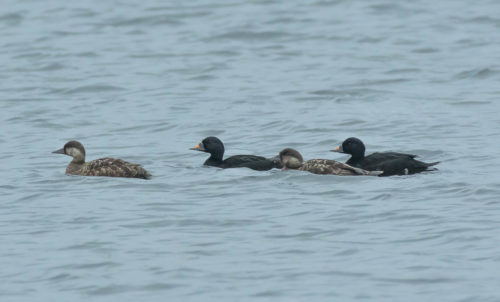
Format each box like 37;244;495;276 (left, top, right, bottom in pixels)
1;0;500;301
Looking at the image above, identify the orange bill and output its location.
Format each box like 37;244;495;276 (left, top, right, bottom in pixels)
331;145;342;152
190;142;205;151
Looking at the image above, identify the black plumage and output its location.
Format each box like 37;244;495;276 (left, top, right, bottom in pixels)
190;136;281;171
333;137;439;176
53;141;151;179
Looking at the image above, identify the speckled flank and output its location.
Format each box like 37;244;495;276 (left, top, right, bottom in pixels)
67;158;151;179
300;159;382;176
279;148;382;176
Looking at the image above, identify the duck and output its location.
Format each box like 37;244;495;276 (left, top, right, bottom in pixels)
279;148;382;176
190;136;281;171
332;137;439;176
53;141;151;179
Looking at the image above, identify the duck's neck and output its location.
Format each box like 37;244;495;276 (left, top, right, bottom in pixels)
346;152;364;166
349;143;366;162
204;157;223;167
66;161;84;174
71;153;85;164
206;149;224;164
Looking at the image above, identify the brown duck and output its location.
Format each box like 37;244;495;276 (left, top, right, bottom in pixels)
53;141;151;179
279;148;382;176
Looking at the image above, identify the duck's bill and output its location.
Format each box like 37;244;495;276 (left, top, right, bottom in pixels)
52;148;65;154
189;143;206;152
331;146;343;153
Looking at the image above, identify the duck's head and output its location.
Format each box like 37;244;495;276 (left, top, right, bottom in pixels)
279;148;303;170
332;137;366;158
190;136;225;160
53;140;86;163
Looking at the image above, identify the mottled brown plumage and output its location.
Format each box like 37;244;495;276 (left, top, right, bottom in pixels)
279;148;382;176
53;141;151;179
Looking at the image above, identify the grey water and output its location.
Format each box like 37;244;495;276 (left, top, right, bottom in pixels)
1;0;500;301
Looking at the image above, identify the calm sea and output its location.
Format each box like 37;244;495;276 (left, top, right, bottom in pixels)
1;0;500;301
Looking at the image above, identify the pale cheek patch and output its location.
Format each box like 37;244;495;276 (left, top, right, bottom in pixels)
289;158;302;169
283;156;302;169
66;147;83;158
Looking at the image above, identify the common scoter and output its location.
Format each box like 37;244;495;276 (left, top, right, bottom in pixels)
332;137;439;176
53;141;151;179
279;148;382;176
191;136;281;171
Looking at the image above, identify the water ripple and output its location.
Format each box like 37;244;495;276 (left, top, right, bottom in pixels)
2;1;500;301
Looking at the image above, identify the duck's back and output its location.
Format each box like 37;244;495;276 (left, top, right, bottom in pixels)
367;152;416;162
76;157;151;179
354;152;438;176
220;155;278;171
300;159;380;176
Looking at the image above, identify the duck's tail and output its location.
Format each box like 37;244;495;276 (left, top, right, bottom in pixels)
425;161;440;167
424;161;440;172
